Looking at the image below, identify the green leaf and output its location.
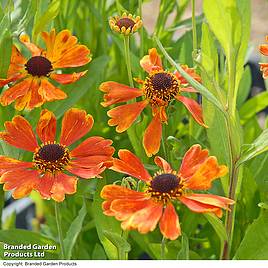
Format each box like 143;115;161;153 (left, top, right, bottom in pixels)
239;92;268;124
0;229;59;260
63;200;87;260
238;128;268;165
237;65;252;109
234;211;268;259
91;243;107;260
177;233;189;260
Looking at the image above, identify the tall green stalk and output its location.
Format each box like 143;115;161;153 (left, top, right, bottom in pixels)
123;35;134;88
0;187;4;229
55;202;66;259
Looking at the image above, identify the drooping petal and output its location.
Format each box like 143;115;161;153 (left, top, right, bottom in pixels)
177;95;207;127
35;173;54;199
121;200;163;234
140;48;163;73
0;156;32;175
50;173;78;202
181;87;198;93
185;156;228;190
7;46;27;78
0;116;38;152
38;79;67;102
60;108;94;146
143;112;162;157
42;29;90;68
100;82;143;107
19;34;42;56
36;109;57;143
260;44;268;56
102;200;115;216
0;77;32;107
101;184;146;200
71;136;114;158
159;203;181;240
50;71;88;84
154;156;172;173
174;65;201;85
107;100;148;133
0;169;39;199
180;196;224;217
179;144;209;179
111;149;151;182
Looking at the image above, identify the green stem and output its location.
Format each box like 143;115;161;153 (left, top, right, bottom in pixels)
161;125;168;161
161;236;166;260
54;202;66;260
191;0;197;56
0;187;4;229
138;0;144;59
123;35;134;88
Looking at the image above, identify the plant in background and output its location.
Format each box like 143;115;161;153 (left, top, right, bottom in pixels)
0;29;91;110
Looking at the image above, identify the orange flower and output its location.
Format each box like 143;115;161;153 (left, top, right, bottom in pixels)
0;108;114;202
0;29;91;110
100;48;207;157
259;36;268;79
109;13;142;35
101;145;234;240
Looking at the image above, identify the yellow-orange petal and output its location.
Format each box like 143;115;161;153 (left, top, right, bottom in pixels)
179;145;209;179
7;46;27;78
121;200;163;234
154;156;172;173
50;173;78;202
0;116;38;152
140;48;163;73
175;65;201;85
102;200;115;216
101;184;146;200
38;79;67;102
0;77;32;107
60;108;94;146
36;109;57;143
35;173;54;199
100;82;143;107
159;203;181;240
71;136;114;158
111;149;151;182
107;100;148;133
50;71;88;85
19;34;42;56
260;44;268;56
179;196;224;217
185;156;228;190
1;169;39;199
0;156;32;176
177;95;208;128
143;112;162;157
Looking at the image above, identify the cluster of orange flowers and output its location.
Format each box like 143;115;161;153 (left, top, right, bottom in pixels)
0;13;242;240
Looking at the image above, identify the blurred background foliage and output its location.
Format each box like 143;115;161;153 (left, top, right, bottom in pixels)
0;0;267;261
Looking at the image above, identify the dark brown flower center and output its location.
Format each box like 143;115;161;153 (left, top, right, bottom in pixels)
143;71;180;106
33;143;70;173
151;173;179;193
116;18;135;29
25;56;53;77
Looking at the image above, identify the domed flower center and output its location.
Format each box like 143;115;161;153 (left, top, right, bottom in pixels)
151;173;179;193
116;18;135;29
25;56;53;77
33;143;70;173
146;172;184;203
143;71;180;106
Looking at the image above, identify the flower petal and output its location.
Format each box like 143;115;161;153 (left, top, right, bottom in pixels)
35;173;54;199
36;109;57;143
100;82;143;107
19;34;42;56
260;44;268;56
107;100;148;133
179;144;209;179
50;71;88;84
60;108;94;146
0;116;38;152
38;79;67;102
159;203;181;240
111;149;151;182
181;87;198;93
174;65;201;85
0;169;39;199
177;95;207;127
0;156;32;175
101;184;146;200
143;112;162;157
140;48;163;73
179;196;224;217
50;173;78;202
121;200;163;234
0;78;32;107
154;156;172;173
66;163;106;179
185;156;228;190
